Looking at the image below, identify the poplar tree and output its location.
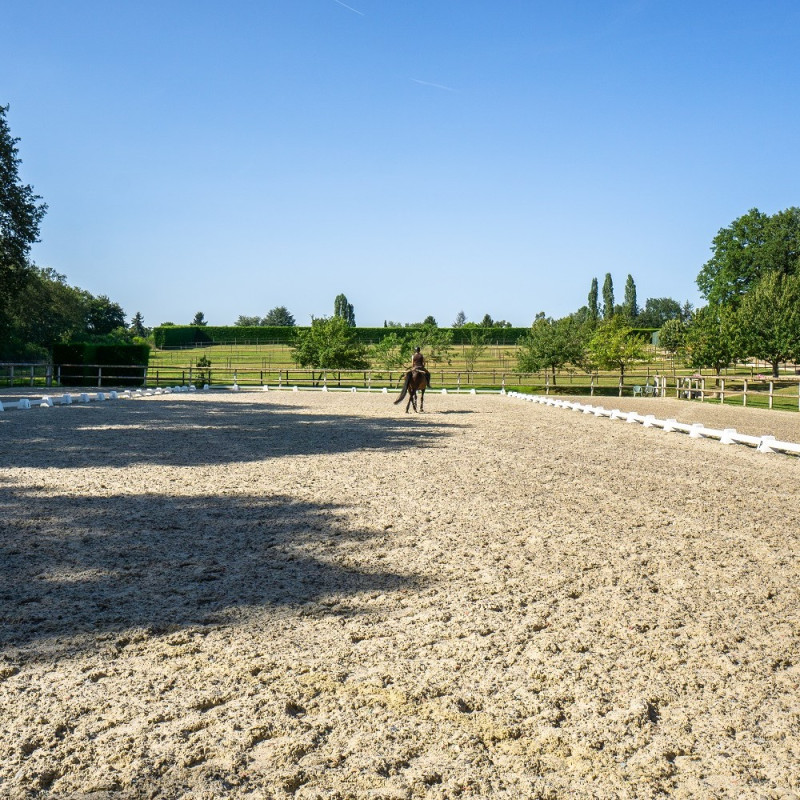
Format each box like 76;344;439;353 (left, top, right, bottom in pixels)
334;294;356;326
602;273;614;319
587;278;599;322
623;274;638;319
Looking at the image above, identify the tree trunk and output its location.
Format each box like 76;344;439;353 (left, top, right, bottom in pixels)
772;361;780;378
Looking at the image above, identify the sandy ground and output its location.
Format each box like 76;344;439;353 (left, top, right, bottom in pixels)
1;389;799;799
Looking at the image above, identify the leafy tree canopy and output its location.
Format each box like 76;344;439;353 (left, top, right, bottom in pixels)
517;316;586;382
658;318;686;356
192;311;208;326
235;315;261;327
683;306;738;375
636;297;682;328
0;104;48;347
86;295;126;336
262;305;296;326
733;271;800;377
697;207;800;307
292;316;368;370
587;316;647;377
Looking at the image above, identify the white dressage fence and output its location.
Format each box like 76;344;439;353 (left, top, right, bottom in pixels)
505;392;800;457
0;385;202;412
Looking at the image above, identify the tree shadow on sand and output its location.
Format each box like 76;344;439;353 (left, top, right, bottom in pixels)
0;488;419;654
0;397;464;469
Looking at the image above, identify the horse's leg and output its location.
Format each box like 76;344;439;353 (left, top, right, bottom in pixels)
419;388;424;412
406;388;413;413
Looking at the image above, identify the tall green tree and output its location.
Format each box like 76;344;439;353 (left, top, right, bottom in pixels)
333;293;356;326
636;297;682;328
292;316;369;374
587;277;599;323
453;310;467;328
696;207;800;307
0;105;48;355
658;318;686;360
10;267;87;357
86;295;126;336
263;306;296;326
734;271;800;377
516;316;586;384
129;311;147;337
192;311;208;326
683;306;738;375
602;273;614;319
587;316;646;378
622;274;638;320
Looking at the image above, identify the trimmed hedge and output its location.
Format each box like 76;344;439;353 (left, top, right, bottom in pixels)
152;325;530;348
53;343;150;387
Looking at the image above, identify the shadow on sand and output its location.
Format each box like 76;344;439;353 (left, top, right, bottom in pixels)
0;397;459;652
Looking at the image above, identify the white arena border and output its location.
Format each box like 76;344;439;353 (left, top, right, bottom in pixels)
505;391;800;457
0;385;202;412
0;383;504;413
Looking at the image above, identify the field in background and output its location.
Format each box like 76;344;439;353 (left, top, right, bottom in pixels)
3;341;799;412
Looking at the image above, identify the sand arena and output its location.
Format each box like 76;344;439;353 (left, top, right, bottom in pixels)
1;390;799;798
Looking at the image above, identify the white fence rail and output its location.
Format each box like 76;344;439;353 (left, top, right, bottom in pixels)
506;392;800;458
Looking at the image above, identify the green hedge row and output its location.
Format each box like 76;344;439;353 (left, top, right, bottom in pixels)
152;326;531;348
53;343;151;386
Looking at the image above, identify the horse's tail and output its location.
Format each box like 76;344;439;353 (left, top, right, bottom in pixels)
394;373;409;404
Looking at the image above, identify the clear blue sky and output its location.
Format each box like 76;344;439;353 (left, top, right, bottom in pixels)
4;1;799;327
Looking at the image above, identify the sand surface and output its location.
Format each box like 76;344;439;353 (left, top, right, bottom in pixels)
1;390;799;799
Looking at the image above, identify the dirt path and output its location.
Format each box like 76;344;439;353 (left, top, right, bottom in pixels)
1;391;799;798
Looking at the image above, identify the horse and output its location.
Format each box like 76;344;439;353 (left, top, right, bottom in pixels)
394;369;427;413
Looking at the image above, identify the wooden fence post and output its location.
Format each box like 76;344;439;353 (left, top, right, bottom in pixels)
769;381;774;409
720;378;724;404
743;379;747;407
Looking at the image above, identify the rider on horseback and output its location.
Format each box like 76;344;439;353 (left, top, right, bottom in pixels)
409;346;431;388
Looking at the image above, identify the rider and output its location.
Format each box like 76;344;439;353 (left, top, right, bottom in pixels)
410;346;431;388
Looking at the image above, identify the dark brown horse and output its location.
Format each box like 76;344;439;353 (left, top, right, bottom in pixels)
394;369;427;413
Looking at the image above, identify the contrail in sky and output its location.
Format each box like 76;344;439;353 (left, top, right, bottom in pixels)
333;0;364;15
412;78;456;92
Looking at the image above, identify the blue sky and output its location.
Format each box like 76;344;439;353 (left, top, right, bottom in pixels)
3;1;800;327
